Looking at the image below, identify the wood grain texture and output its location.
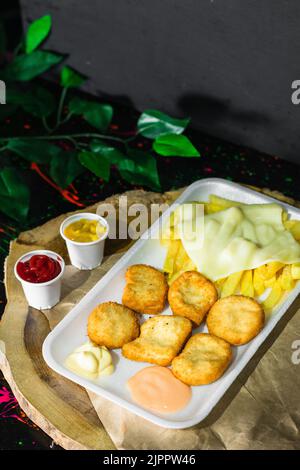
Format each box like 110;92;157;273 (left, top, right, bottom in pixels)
0;189;173;450
1;185;300;450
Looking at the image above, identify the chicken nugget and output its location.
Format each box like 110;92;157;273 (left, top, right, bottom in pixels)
87;301;140;349
172;333;232;386
168;271;218;325
122;315;192;366
122;264;168;314
206;295;265;345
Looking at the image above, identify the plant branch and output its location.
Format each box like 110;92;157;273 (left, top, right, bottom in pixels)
0;132;126;145
42;116;53;133
13;41;23;57
59;111;74;125
56;87;68;128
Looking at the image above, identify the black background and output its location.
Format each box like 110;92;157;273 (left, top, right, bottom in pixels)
19;0;300;164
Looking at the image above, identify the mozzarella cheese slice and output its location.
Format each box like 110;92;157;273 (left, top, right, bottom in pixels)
178;203;300;281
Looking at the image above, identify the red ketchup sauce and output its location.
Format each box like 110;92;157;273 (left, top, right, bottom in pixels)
16;254;61;283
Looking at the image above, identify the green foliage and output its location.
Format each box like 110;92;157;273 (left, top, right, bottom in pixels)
153;134;200;157
60;66;86;88
25;15;52;54
0;168;30;221
7;139;61;164
8;86;56;118
0;14;200;221
3;51;63;81
69;97;113;131
118;149;161;191
89;141;160;190
138;109;190;139
79;150;111;181
50;151;84;188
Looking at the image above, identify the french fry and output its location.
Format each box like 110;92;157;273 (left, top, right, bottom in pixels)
284;219;296;231
240;270;255;297
161;224;173;241
205;203;224;214
262;279;283;310
215;277;226;288
282;210;288;224
289;221;300;241
168;270;184;285
253;268;265;296
278;265;295;291
264;275;277;288
221;271;243;298
256;262;284;280
209;194;241;209
174;241;190;272
291;263;300;279
284;219;300;240
163;240;181;274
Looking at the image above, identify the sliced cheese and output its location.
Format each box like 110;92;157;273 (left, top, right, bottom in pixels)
177;203;300;281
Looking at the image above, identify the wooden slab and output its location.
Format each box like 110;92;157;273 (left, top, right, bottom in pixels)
0;189;173;450
1;185;299;450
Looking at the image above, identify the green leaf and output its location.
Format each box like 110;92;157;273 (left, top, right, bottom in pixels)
90;139;124;164
60;66;86;88
3;51;63;82
118;149;161;191
0;167;30;221
78;150;110;181
137;109;190;139
50;151;83;188
69;97;113;131
153;134;200;157
25;86;56;118
25;15;52;54
8;86;56;118
91;140;160;190
7;138;61;164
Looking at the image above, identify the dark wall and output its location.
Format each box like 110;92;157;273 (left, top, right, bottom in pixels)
20;0;299;164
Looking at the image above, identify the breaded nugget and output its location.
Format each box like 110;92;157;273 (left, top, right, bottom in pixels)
172;333;232;386
122;264;168;314
206;295;265;345
87;301;140;349
122;315;192;366
168;271;218;325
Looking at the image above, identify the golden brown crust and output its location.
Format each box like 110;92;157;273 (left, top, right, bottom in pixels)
206;295;265;345
122;264;168;314
172;333;232;386
168;271;218;325
122;315;192;366
87;301;140;349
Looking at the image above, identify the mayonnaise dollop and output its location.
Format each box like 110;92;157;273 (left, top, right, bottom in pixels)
65;340;114;379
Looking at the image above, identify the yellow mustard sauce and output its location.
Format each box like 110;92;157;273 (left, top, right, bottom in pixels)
64;218;106;243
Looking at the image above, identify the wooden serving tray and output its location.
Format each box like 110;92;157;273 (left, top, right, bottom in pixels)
0;189;175;450
1;185;300;450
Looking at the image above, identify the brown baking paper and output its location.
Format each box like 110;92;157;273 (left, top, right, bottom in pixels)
3;188;300;450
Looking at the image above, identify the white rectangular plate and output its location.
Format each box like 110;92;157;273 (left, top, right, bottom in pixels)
43;178;300;429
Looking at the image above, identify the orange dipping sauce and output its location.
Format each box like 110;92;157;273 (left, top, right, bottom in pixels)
127;366;191;414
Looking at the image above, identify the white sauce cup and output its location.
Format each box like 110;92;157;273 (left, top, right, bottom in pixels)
60;212;109;270
14;250;65;310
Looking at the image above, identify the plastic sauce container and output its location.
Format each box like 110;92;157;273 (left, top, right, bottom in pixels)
60;213;109;270
14;250;65;310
